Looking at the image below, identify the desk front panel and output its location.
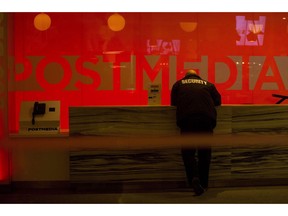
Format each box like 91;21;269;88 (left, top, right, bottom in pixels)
69;105;288;189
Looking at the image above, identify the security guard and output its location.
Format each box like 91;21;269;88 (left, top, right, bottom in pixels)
171;69;221;196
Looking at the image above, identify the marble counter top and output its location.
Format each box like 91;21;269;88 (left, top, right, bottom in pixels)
69;105;288;136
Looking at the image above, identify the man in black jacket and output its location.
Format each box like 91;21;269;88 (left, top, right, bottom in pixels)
171;69;221;196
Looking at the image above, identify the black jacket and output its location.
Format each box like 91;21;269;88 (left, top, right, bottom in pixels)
171;74;221;128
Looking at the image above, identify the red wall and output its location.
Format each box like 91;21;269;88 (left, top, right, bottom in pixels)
8;12;288;132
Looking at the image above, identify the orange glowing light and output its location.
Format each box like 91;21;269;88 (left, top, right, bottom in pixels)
34;13;51;31
179;22;197;32
107;13;125;32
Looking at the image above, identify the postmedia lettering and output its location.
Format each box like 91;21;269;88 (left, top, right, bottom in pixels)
8;55;288;92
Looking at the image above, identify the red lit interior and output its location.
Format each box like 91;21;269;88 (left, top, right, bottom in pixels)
6;12;288;132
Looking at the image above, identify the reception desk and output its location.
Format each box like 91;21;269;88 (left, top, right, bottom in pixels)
69;105;288;190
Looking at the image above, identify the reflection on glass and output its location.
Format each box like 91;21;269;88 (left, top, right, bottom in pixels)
147;39;180;55
236;16;266;46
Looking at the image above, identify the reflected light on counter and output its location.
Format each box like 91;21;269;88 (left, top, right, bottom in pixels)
107;13;126;32
34;13;51;31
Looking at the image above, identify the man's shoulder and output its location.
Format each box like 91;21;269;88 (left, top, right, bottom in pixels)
172;79;182;87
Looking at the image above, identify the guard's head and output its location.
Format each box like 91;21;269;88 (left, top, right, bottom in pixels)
185;69;198;76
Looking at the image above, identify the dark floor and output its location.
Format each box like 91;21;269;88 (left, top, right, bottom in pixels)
1;185;288;204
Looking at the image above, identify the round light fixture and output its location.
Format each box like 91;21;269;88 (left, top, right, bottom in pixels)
107;13;125;32
179;22;197;32
34;13;51;31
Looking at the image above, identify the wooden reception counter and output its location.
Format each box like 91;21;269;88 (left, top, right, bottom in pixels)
69;105;288;190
